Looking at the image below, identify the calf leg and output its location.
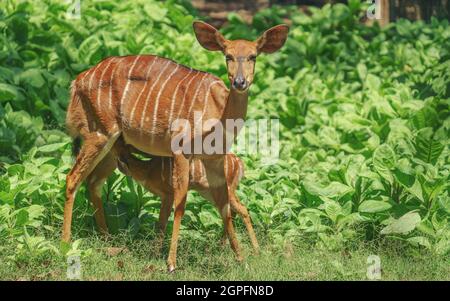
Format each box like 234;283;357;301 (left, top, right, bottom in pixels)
229;192;259;254
86;152;117;235
214;188;243;261
220;211;236;246
158;195;174;236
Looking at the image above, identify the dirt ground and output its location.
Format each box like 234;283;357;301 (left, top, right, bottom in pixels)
191;0;271;27
190;0;450;27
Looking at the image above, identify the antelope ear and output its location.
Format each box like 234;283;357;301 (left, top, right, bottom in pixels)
256;24;289;54
193;21;226;51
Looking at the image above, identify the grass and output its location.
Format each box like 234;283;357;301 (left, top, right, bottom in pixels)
0;230;448;281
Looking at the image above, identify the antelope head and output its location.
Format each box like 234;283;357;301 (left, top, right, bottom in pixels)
193;21;289;93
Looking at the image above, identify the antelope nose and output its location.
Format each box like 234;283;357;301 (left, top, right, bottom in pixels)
232;77;247;90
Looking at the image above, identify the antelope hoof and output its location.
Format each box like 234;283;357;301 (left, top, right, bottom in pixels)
168;264;176;273
220;237;228;247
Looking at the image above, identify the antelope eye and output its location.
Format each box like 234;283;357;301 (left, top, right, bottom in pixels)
248;55;256;61
225;55;233;62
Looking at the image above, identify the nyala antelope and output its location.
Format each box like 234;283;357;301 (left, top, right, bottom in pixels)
64;21;288;271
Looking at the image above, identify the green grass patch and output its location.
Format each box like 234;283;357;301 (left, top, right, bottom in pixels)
1;232;448;281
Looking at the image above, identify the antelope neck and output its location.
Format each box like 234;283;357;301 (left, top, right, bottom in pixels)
221;88;248;124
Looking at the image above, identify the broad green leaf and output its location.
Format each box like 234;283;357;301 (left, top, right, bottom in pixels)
393;166;415;188
380;211;421;235
434;238;450;255
14;209;29;227
411;106;439;130
322;199;342;223
16;69;46;88
373;144;396;183
357;63;367;81
407;236;431;249
416;220;435;237
365;74;381;91
359;200;392;213
414;128;444;165
437;195;450;214
37;142;68;153
0;83;21;101
127;217;140;238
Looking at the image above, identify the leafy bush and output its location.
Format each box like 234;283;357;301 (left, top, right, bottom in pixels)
0;0;448;261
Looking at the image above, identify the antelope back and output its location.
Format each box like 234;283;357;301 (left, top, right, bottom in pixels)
70;55;228;156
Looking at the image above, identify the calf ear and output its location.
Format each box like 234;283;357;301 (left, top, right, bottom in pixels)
193;21;226;51
256;24;289;54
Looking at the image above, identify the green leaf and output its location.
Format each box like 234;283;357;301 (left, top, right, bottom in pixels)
416;220;435;236
17;69;46;88
434;238;450;255
0;84;21;102
144;2;168;21
78;36;102;65
380;211;421;235
321;182;354;200
373;144;396;183
59;240;72;256
198;210;221;229
437;195;450;214
38;142;68;153
411;106;439;130
414;128;444;165
127;217;140;238
357;63;367;81
365;74;381;91
407;236;431;249
105;202;128;234
15;209;29;227
393;166;415;188
358;200;392;213
322;199;342;223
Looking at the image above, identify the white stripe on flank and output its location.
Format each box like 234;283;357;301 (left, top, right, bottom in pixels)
175;72;201;121
192;159;196;181
186;73;207;121
96;58;116;108
129;57;158;124
150;65;180;136
225;155;228;178
119;55;141;110
108;58;123;109
168;68;193;127
230;156;235;179
87;62;103;98
238;159;244;180
193;80;222;129
140;60;172;130
81;67;94;90
200;160;205;178
202;81;222;117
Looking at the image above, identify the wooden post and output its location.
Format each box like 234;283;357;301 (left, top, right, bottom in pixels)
379;0;390;26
